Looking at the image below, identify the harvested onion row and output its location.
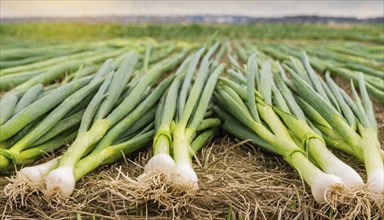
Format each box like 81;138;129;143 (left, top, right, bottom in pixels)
143;43;224;191
214;52;353;203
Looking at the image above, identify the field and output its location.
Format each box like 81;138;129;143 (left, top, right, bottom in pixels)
1;22;383;42
0;22;383;220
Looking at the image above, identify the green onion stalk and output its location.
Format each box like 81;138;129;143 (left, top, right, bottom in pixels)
0;91;18;125
13;84;44;115
214;53;346;204
42;50;188;198
282;52;383;195
142;44;224;190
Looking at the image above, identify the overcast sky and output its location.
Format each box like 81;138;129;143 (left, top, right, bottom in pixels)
1;0;383;18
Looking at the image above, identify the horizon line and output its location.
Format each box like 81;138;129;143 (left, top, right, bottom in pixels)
1;14;383;19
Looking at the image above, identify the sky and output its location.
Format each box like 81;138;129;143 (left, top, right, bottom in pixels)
1;0;383;18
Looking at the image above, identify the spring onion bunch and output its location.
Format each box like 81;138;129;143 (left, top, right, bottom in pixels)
5;49;182;199
6;75;173;198
26;78;170;197
271;65;364;188
39;50;187;198
281;52;384;195
0;74;100;170
142;44;224;190
214;53;346;203
0;52;127;163
227;50;364;188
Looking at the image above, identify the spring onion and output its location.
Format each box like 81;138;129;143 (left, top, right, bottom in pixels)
282;52;383;194
44;50;188;198
142;44;224;190
214;53;345;203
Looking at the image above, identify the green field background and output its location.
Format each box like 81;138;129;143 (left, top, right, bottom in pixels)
1;23;383;42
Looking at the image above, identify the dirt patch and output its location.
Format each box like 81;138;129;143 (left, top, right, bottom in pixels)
1;134;383;219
